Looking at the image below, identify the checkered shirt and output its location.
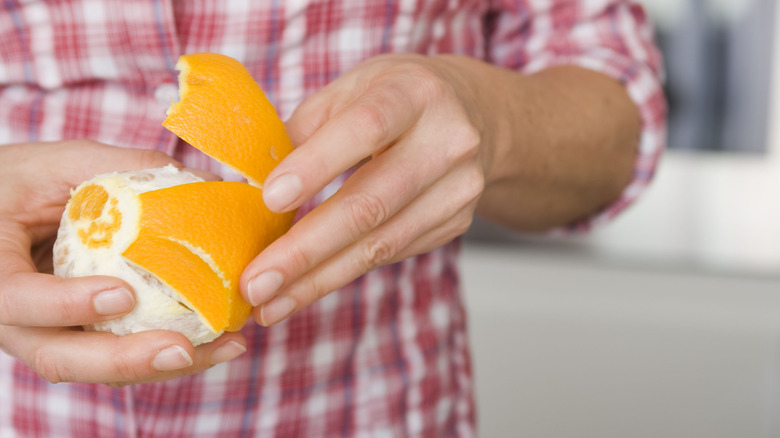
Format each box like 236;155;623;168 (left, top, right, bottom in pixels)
0;0;665;436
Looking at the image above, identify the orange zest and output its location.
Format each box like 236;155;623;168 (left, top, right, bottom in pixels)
163;53;294;187
122;182;292;332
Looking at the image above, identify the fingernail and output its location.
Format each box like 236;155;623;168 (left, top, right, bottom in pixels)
210;341;247;365
93;288;134;316
152;346;193;371
263;173;302;212
260;296;297;326
248;271;284;306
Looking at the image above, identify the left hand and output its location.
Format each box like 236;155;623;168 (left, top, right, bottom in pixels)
240;54;491;326
0;141;249;386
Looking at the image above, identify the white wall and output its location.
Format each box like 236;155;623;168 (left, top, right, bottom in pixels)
584;0;780;275
461;242;780;438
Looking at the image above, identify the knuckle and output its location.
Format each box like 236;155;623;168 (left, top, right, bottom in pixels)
449;124;482;161
54;289;86;324
459;166;486;206
376;74;416;107
396;61;439;87
31;346;65;384
283;236;314;274
401;62;449;101
453;212;475;237
111;348;146;383
297;274;328;303
451;165;486;211
343;192;389;236
459;124;482;152
362;235;396;271
352;100;392;145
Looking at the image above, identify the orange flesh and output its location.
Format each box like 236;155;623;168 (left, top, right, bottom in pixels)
68;185;123;249
68;184;108;221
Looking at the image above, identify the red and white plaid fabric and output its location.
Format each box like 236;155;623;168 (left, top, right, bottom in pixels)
0;0;665;436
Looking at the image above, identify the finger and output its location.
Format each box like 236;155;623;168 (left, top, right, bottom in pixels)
254;163;485;326
3;141;190;214
0;273;135;326
111;331;248;386
242;110;481;308
262;78;425;213
35;141;184;188
0;325;246;385
282;54;437;147
0;326;190;384
0;226;136;326
284;84;346;147
241;136;450;307
389;204;478;263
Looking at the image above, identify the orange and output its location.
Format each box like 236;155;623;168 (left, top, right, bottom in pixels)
54;53;295;344
163;53;293;187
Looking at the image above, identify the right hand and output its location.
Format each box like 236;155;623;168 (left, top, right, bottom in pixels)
0;140;248;386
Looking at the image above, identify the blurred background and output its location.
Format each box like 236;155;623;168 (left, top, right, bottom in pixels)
462;0;780;436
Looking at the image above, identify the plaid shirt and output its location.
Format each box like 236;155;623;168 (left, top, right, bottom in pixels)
0;0;665;436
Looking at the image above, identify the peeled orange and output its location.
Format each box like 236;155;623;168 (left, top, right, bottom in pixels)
53;53;295;345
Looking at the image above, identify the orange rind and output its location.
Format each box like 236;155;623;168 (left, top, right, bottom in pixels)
53;53;295;345
163;53;293;187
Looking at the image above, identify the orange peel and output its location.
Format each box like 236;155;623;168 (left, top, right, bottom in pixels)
53;53;295;345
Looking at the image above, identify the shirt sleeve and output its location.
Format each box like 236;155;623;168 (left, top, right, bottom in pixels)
485;0;667;232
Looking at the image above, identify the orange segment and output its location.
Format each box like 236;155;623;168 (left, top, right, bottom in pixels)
68;184;124;249
122;182;295;332
68;184;108;222
163;53;294;187
78;198;122;249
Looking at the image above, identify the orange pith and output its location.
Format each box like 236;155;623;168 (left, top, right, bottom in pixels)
163;53;294;187
70;53;295;337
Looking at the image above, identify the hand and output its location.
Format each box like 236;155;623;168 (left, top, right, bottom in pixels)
0;140;248;386
241;54;490;326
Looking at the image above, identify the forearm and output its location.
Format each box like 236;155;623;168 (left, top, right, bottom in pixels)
438;55;641;233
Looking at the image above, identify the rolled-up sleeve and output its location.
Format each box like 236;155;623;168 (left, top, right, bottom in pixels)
486;0;667;231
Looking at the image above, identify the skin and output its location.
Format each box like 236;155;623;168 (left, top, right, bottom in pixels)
0;54;639;385
241;54;640;327
0;141;247;386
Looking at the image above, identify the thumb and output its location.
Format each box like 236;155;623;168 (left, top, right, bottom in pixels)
20;140;220;188
52;140;191;185
4;141;221;219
